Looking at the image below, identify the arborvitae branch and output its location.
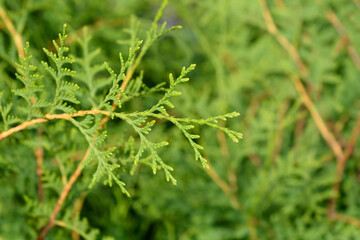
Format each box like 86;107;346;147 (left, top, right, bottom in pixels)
0;2;242;239
42;24;79;114
74;27;106;107
13;42;49;120
0;92;20;131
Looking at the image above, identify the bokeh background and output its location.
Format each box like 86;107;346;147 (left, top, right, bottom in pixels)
1;0;360;239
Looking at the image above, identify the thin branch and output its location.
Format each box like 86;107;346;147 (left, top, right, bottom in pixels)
217;122;230;158
243;91;270;128
258;0;346;217
258;0;308;76
344;113;360;160
205;159;242;210
249;153;262;166
216;122;239;192
327;10;360;70
291;77;345;161
34;130;44;202
271;100;289;161
0;118;47;141
325;10;360;215
329;113;360;216
331;213;360;228
247;216;259;240
55;157;68;185
274;0;285;8
0;8;24;57
37;149;90;240
228;169;238;192
71;192;87;240
259;0;344;161
293;107;307;146
353;0;360;9
0;109;110;141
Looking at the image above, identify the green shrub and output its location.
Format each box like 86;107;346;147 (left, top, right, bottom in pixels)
1;0;360;239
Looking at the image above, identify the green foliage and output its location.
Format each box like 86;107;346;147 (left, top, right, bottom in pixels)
1;0;360;239
0;91;20;130
42;24;79;114
0;1;242;239
13;43;48;119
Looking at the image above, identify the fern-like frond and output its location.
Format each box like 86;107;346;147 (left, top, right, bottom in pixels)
98;41;142;115
124;65;242;168
42;24;79;114
122;115;175;184
0;92;20;131
75;27;108;107
147;64;196;115
70;116;130;196
13;42;49;119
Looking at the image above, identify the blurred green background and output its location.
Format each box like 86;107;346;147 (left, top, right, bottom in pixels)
1;0;360;239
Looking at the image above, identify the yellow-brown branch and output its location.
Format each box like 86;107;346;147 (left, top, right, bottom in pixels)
0;8;24;58
0;109;110;141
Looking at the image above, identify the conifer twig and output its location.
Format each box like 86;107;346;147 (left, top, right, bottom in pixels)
37;64;139;239
0;7;24;58
37;36;140;239
98;62;137;128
